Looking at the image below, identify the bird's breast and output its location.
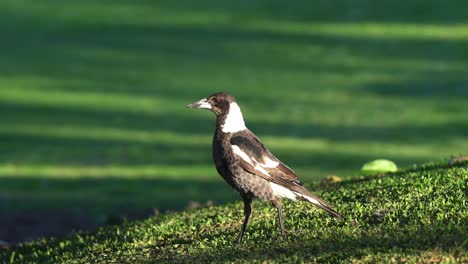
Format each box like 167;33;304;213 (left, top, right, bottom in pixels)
212;132;234;176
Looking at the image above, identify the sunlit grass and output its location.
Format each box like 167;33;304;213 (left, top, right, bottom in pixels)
251;22;468;40
0;84;183;114
0;164;213;179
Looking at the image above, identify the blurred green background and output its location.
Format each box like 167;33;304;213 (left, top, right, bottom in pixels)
1;0;467;229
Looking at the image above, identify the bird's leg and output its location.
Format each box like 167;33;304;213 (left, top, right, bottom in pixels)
237;195;252;244
271;199;287;239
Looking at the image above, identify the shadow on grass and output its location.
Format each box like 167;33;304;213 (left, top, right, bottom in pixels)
0;176;237;243
363;78;468;99
151;0;468;24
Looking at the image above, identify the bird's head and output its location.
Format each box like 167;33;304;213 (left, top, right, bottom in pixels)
186;92;236;115
187;92;246;133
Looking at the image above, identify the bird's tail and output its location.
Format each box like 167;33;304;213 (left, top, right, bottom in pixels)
295;188;341;218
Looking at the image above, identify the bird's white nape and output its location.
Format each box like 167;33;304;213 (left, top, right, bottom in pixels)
222;102;246;133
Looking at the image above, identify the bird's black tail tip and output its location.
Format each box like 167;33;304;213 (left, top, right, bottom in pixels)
329;209;342;219
323;206;341;219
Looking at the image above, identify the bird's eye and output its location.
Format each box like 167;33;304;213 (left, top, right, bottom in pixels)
212;98;218;104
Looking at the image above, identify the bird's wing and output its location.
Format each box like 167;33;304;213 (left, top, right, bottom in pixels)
229;131;301;186
230;130;342;218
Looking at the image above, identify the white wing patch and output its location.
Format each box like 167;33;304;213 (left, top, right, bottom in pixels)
231;144;272;176
231;145;252;164
300;194;321;206
263;157;279;168
270;182;322;204
222;103;247;133
270;182;297;201
232;144;316;203
254;164;270;175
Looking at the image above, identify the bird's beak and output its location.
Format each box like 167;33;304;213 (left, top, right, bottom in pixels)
186;98;212;109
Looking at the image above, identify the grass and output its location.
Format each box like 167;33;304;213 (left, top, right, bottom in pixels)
2;161;466;263
1;0;468;222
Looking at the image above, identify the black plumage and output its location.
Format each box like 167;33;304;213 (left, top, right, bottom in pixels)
187;92;340;243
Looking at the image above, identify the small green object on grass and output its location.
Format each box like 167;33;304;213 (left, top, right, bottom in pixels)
361;159;398;175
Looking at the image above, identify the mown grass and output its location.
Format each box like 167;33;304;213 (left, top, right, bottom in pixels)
2;161;466;263
1;0;468;222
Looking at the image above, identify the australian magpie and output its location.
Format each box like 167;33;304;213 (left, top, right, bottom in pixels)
187;92;341;243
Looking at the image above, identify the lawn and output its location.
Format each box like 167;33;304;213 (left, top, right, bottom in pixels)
2;161;466;263
0;0;467;238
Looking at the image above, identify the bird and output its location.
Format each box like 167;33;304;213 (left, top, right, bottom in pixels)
187;92;341;243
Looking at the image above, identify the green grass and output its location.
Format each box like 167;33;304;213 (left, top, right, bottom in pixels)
1;0;468;220
2;161;466;263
